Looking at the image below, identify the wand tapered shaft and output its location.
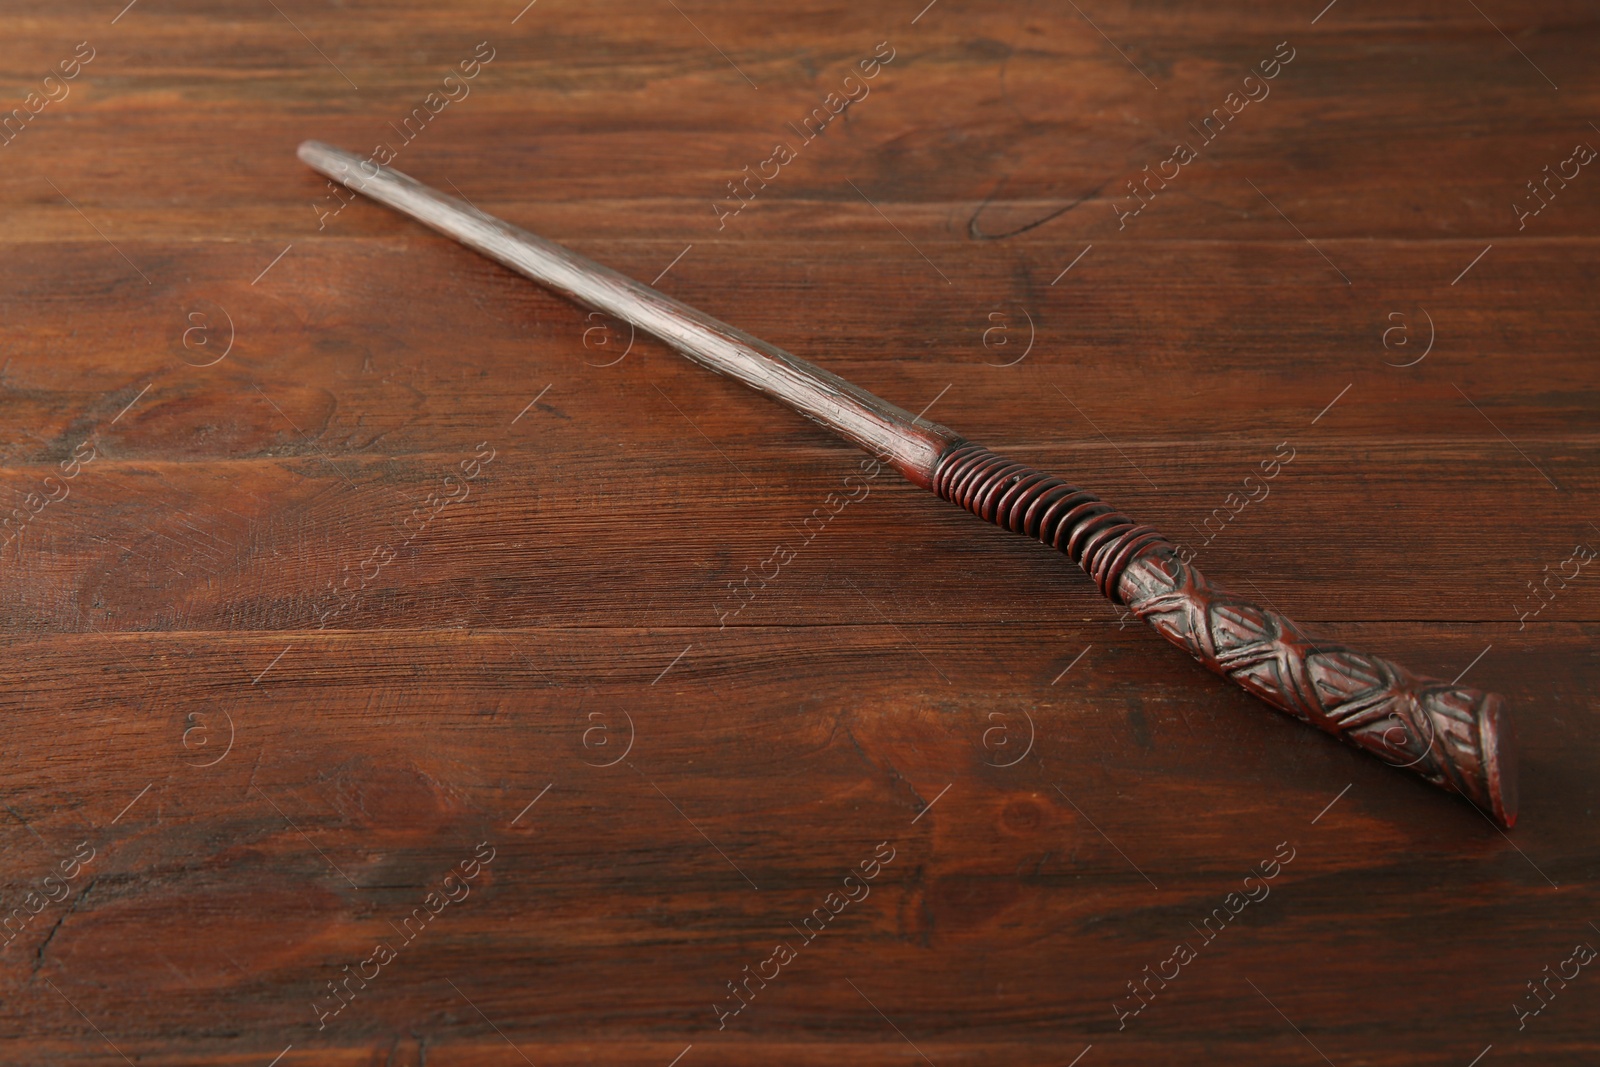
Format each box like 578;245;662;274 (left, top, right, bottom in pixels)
296;141;956;487
298;141;1516;828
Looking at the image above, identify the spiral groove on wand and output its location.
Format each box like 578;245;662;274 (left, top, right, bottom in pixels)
932;440;1169;600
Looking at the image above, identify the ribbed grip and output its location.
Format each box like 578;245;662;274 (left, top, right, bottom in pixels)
932;441;1516;827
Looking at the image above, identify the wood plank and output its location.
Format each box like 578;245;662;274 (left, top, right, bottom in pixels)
1;0;1596;1063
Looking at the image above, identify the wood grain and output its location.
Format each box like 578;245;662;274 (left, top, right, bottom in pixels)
0;0;1596;1063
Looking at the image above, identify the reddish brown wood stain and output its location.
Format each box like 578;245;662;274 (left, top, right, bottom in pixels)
0;1;1595;1064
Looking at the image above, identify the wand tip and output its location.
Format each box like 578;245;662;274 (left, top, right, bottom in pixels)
297;140;361;181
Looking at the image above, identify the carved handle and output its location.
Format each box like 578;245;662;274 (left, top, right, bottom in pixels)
932;441;1517;827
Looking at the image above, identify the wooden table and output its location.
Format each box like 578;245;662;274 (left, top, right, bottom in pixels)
1;1;1595;1063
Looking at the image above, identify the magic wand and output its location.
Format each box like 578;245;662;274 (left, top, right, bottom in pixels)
297;140;1516;828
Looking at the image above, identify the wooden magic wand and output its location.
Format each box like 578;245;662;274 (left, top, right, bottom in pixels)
298;140;1517;828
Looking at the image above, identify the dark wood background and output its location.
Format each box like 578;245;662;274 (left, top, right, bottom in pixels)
1;0;1596;1063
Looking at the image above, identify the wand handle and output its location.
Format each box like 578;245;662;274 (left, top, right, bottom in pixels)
935;441;1517;827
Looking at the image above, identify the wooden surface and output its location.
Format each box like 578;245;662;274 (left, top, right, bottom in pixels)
1;0;1596;1063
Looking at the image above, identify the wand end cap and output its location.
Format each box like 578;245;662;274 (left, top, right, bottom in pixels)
1480;694;1517;829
